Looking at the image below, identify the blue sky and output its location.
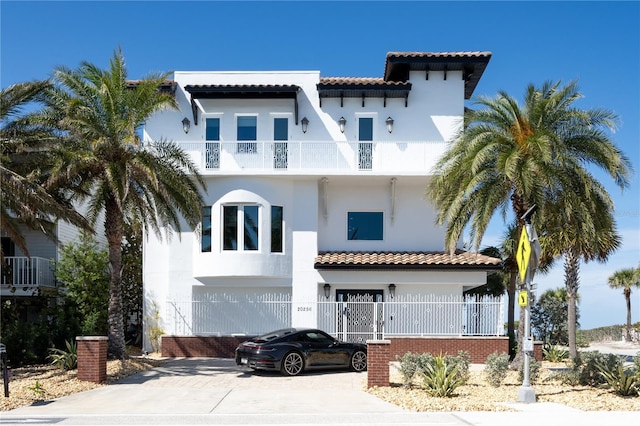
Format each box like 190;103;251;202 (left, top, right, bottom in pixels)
2;1;639;329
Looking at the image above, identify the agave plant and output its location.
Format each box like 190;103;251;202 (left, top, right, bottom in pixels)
597;361;639;397
420;354;465;397
48;340;78;371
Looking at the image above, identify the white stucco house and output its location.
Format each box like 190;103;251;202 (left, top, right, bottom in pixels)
142;51;506;357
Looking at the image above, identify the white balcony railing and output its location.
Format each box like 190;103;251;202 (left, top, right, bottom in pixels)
1;257;55;290
177;140;448;175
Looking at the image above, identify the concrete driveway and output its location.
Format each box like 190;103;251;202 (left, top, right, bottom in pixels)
7;358;400;416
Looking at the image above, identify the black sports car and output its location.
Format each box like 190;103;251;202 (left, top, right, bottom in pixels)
235;328;367;376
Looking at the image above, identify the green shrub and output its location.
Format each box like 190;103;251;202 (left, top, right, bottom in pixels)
0;296;82;367
48;340;78;371
574;351;622;387
543;346;569;362
446;351;470;385
420;354;465;397
484;351;510;387
396;352;421;388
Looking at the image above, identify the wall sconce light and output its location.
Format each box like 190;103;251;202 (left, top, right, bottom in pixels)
301;116;309;133
182;117;191;134
386;117;394;133
338;116;346;133
388;283;396;299
323;283;331;299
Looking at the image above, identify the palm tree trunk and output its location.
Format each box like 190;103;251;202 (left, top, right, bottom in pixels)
564;250;580;359
105;196;126;359
625;289;632;342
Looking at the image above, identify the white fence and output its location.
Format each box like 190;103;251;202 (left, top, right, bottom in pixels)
166;295;503;342
177;140;448;175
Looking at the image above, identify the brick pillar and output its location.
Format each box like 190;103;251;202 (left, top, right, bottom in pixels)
366;340;390;388
76;336;108;383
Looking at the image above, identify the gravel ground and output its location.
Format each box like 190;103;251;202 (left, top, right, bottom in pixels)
368;364;640;412
1;355;638;412
0;357;164;411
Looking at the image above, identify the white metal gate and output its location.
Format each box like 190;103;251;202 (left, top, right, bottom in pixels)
336;291;384;343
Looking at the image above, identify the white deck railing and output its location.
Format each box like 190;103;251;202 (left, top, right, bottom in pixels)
166;295;503;341
177;140;448;175
1;257;55;289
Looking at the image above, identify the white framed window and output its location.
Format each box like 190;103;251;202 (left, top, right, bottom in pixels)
223;204;259;251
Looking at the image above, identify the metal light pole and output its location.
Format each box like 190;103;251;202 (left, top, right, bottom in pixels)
517;205;540;403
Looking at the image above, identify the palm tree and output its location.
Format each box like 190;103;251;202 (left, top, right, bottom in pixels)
544;179;622;357
428;80;631;358
608;267;640;342
1;81;90;258
42;49;206;358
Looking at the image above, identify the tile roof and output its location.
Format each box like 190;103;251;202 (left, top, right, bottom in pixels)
314;251;502;270
318;78;411;87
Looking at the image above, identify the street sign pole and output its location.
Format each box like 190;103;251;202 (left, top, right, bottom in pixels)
517;205;540;404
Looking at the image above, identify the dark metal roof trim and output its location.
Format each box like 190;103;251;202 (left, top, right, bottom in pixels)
383;51;492;99
184;84;301;125
184;84;300;99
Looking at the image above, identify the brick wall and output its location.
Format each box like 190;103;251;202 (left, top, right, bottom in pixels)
76;336;108;383
161;336;248;358
389;336;510;363
159;335;542;362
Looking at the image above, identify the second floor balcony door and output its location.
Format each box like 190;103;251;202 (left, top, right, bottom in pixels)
205;118;220;169
358;118;373;170
273;118;288;169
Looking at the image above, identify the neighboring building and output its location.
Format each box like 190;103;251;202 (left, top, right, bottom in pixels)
142;51;504;355
1;221;86;299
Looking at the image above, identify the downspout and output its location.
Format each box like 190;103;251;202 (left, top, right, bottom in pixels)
390;177;397;222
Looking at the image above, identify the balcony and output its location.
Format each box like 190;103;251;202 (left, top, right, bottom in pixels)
178;140;448;176
1;257;56;296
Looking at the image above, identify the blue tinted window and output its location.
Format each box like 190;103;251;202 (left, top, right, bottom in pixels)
274;118;288;141
237;116;257;140
348;212;383;240
223;206;238;250
244;205;259;251
202;206;211;252
206;118;220;140
359;118;373;141
271;206;283;253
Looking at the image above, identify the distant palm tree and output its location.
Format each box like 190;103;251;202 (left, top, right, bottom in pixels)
1;81;89;258
42;49;206;358
608;267;640;342
544;182;621;357
428;80;631;358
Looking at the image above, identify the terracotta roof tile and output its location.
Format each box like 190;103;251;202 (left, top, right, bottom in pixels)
314;251;502;270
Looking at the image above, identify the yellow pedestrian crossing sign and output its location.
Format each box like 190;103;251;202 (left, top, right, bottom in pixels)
516;226;531;283
518;290;528;307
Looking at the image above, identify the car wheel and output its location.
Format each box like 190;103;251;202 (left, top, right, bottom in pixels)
281;351;304;376
350;350;367;372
